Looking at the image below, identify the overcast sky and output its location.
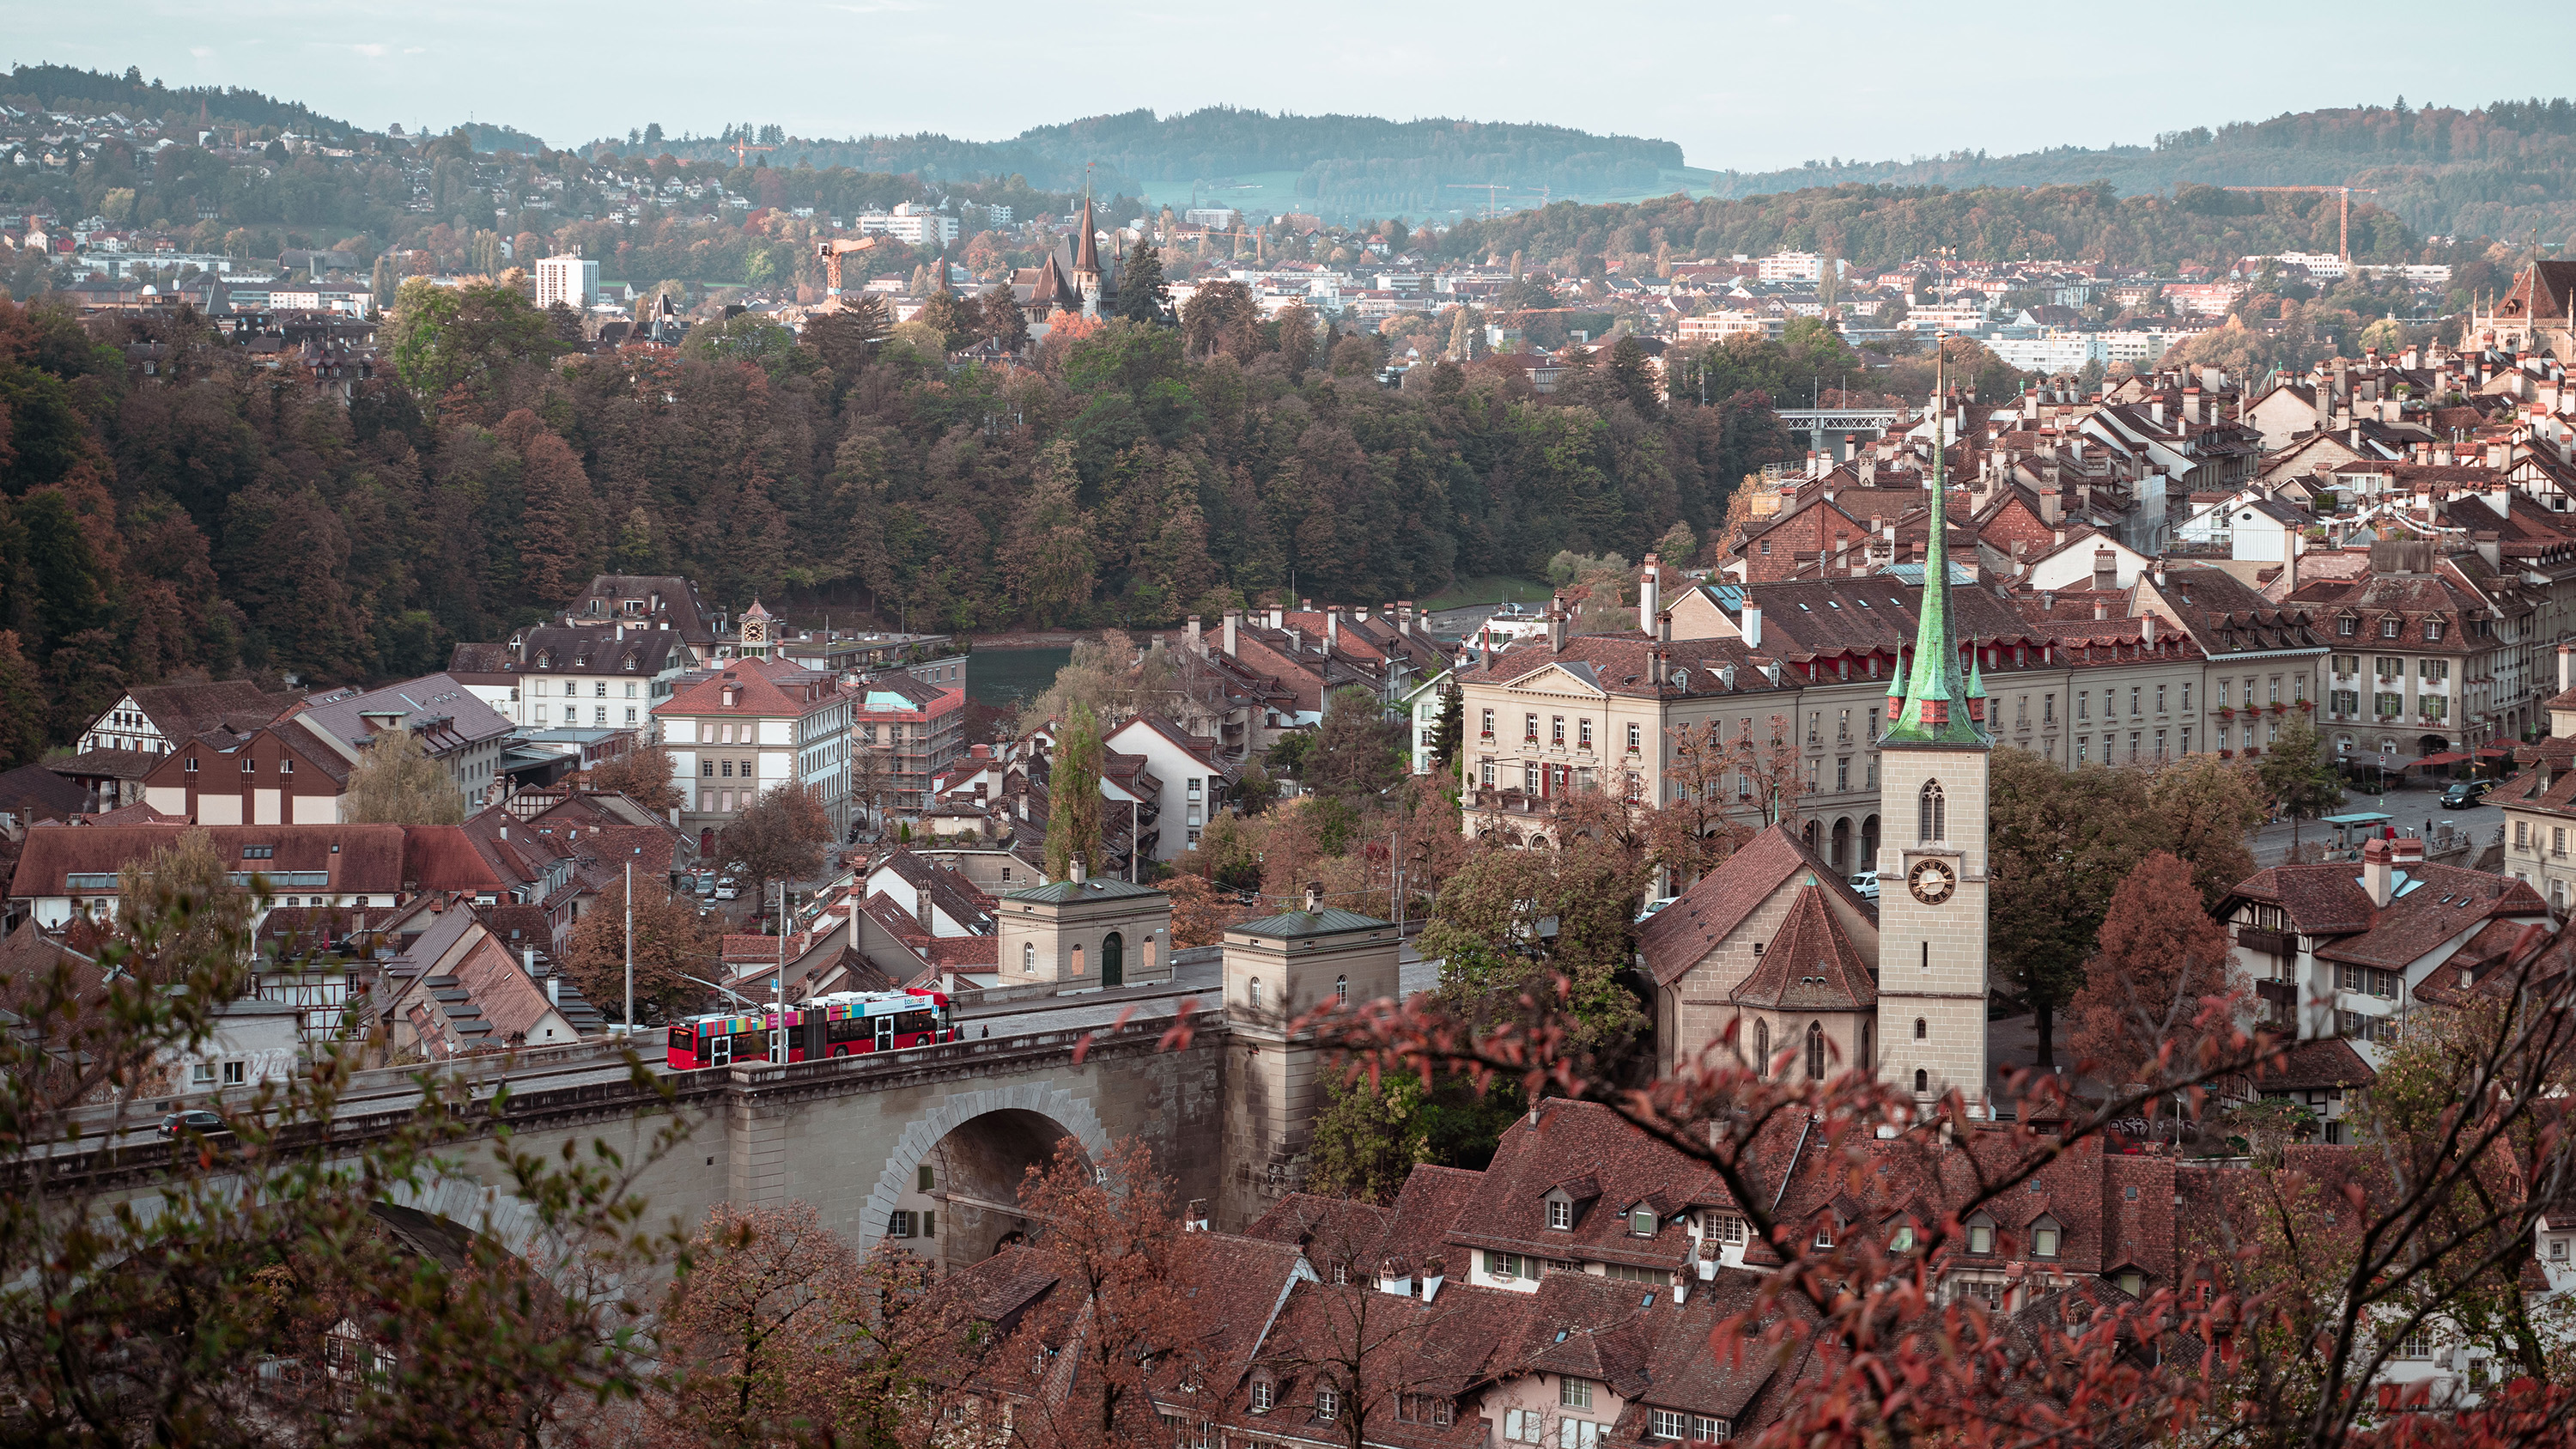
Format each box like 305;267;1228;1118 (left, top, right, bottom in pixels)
14;0;2559;174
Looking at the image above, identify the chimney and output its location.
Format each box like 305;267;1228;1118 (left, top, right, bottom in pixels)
1377;1256;1414;1298
1071;856;1087;885
2038;486;2060;525
2093;549;2117;592
1649;645;1668;687
545;973;560;1005
523;947;538;977
1548;600;1567;653
2140;612;2155;645
1657;608;1673;644
2558;642;2571;693
1698;1238;1721;1281
2360;837;2393;909
1185;614;1202;654
2391;835;2425;868
1267;604;1284;630
1639;553;1661;627
1741;604;1761;648
1397;599;1415;635
1325;609;1340;652
1421;1255;1446;1302
1303;880;1325;913
1223;609;1240;655
2093;598;2106;621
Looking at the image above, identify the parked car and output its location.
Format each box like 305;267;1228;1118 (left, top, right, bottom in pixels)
1635;897;1679;923
1849;870;1881;902
714;878;739;901
157;1109;228;1138
2440;780;2490;808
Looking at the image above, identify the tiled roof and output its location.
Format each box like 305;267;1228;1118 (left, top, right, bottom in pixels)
1637;824;1864;987
1230;904;1389;939
2227;858;2546;967
1728;884;1877;1010
1443;1099;1738;1272
1002;876;1164;905
7;823;412;898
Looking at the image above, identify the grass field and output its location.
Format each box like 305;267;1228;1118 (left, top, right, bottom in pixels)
1419;575;1552;611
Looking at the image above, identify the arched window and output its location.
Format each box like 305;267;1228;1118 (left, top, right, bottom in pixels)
1023;941;1036;975
1249;977;1263;1010
1755;1020;1770;1076
1806;1021;1826;1081
1918;780;1945;843
1335;974;1348;1004
1071;944;1084;976
1914;1068;1929;1093
1914;1016;1928;1040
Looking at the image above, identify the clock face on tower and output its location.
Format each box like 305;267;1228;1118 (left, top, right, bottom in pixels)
1907;858;1957;905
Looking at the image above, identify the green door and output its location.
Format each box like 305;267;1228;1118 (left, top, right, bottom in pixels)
1101;932;1124;988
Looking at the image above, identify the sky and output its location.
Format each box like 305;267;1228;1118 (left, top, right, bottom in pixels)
11;0;2561;174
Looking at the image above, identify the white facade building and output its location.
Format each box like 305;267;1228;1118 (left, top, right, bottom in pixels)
535;254;599;312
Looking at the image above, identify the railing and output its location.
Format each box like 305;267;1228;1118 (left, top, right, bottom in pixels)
2236;928;2294;958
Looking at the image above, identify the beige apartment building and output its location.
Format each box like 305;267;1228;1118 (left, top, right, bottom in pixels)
1458;564;2324;880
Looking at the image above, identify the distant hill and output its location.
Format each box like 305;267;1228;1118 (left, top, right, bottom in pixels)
599;107;1692;219
1711;98;2576;245
2;62;359;140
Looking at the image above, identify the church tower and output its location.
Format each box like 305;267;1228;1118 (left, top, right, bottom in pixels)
1874;343;1990;1110
1072;187;1104;319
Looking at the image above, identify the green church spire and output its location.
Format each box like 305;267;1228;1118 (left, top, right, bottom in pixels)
1881;335;1988;748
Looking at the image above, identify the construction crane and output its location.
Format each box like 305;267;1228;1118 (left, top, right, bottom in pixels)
727;137;775;167
1443;183;1552;220
2222;185;2379;263
814;235;888;301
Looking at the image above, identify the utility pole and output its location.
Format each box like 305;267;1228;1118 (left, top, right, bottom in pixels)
623;859;633;1038
774;880;787;1063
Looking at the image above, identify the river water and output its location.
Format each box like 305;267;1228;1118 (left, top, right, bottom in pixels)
967;647;1072;708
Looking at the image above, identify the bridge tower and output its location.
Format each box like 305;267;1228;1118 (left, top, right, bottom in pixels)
994;861;1173;991
1217;884;1399;1228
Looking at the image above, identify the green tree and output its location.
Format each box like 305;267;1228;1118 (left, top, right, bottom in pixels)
1307;685;1402;803
1303;1071;1430;1204
1986;748;2156;1069
384;275;562;405
1432;684;1463;774
999;441;1096;625
342;728;467;825
2260;710;2346;853
1045;702;1105;880
1115;243;1169;325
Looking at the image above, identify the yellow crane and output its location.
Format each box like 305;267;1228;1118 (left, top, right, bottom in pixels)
727;137;775;168
813;235;888;301
2223;185;2379;263
1443;183;1552;220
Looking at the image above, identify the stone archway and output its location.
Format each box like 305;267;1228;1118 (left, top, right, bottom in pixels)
1829;818;1852;873
866;1083;1114;1257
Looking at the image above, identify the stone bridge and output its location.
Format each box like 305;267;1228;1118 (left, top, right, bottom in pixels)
51;1020;1229;1282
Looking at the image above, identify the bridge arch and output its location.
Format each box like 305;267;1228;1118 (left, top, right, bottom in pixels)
864;1083;1113;1257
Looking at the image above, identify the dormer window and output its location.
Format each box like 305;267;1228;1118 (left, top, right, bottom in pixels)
2379;617;2399;638
1814;1220;1834;1249
1630;1207;1657;1237
2031;1215;2062;1258
1548;1199;1572;1231
1250;1379;1274;1414
1967;1212;1995;1254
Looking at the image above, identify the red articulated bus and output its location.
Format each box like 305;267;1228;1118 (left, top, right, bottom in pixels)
666;988;956;1069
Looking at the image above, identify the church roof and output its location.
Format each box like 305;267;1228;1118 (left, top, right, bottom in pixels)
1637;824;1869;987
1729;884;1877;1011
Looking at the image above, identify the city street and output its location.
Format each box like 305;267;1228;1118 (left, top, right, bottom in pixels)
2249;784;2506;866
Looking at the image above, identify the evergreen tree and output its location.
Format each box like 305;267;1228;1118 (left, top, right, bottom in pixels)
1433;683;1463;773
980;287;1026;352
0;631;47;770
1045;703;1104;881
999;442;1096;625
1115;243;1169;326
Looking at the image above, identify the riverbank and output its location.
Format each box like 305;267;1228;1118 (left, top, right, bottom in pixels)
960;630;1097;649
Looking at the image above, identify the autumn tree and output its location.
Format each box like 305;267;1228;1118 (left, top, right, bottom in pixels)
995;1138;1199;1449
1639;719;1751;890
0;881;689;1445
1163;872;1235;948
0;631;44;770
648;1202;891;1448
343;728;467;825
2064;849;2240;1087
2144;750;2267;907
587;737;686;814
1045;703;1104;880
560;870;717;1024
848;744;895;832
980;286;1028;353
718;783;834;925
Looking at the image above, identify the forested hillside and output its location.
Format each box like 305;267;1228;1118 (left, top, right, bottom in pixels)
1431;182;2460;279
603;107;1687;217
1713;98;2576;245
1;64;360;141
0;289;1797;767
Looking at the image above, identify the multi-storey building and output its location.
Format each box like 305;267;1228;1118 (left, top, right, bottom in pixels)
652;660;854;841
447;624;690;732
533;253;598;312
851;672;966;818
2293;544;2509;767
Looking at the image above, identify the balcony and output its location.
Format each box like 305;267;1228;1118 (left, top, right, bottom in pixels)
2255;979;2298;1010
2237;928;2295;958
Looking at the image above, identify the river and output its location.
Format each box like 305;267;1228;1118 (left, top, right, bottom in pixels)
967;647;1072;708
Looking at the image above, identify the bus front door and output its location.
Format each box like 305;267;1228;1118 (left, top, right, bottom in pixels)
710;1032;732;1067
